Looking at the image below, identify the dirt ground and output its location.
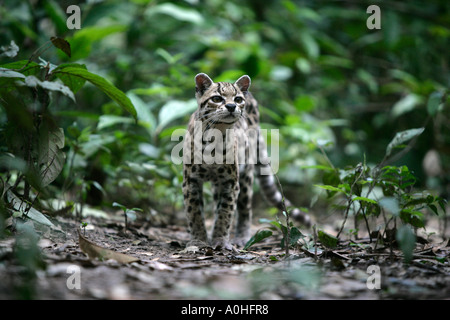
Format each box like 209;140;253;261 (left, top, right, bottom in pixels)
0;208;449;300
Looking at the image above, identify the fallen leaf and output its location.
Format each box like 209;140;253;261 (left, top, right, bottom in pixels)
78;229;139;264
147;260;173;271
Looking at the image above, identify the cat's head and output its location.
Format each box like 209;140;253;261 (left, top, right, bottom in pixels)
194;73;251;124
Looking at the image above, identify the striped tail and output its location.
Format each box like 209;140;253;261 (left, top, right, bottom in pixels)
255;131;311;227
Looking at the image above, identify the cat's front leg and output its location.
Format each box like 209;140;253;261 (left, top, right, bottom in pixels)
183;166;207;247
211;165;239;250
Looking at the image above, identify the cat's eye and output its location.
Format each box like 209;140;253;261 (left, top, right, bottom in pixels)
234;97;244;103
211;96;223;103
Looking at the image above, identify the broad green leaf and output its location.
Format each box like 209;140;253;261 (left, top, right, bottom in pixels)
97;115;134;130
281;227;305;249
243;230;273;250
6;190;54;227
396;225;416;263
68;25;128;60
357;69;378;93
54;63;87;94
54;66;137;119
147;3;204;25
43;0;67;34
0;68;26;79
295;57;312;74
127;92;156;133
385;127;425;158
379;197;400;216
157;99;197;133
318;230;338;248
0;61;41;76
426;91;444;116
299;31;319;59
294;95;316;112
391;93;423;118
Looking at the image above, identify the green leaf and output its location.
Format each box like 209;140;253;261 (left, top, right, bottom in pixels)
6;190;54;227
385;127;425;158
0;61;41;76
112;202;127;210
146;3;204;25
426;91;444;116
299;31;319;59
353;196;377;204
294;95;316;112
97;115;134;130
54;66;137;119
243;230;273;250
318;230;338;248
314;184;346;194
391;93;422;118
301;165;335;171
396;225;416;263
43;0;67;34
281;227;305;249
157;99;197;133
0;68;26;79
379;197;400;216
54;63;87;93
68;25;128;60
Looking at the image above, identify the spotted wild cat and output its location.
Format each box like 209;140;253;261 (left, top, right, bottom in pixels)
182;73;310;250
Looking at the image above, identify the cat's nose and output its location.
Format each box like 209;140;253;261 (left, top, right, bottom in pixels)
225;104;236;112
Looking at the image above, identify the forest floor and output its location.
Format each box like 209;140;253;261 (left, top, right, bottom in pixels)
0;207;449;300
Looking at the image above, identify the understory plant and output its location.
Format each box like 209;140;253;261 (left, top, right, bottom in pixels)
314;125;446;262
0;38;136;223
246;121;447;263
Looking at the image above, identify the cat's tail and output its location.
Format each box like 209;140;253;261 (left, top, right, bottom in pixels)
255;132;312;227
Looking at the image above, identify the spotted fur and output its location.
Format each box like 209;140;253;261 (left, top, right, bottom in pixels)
183;73;310;250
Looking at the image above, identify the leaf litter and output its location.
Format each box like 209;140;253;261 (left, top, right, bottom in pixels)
0;209;449;299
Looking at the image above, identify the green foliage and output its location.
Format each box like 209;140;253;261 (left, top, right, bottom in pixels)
312;127;447;261
53;65;137;119
0;1;448;249
243;229;272;251
112;201;143;230
13;220;46;299
0;35;136;224
251;215;305;252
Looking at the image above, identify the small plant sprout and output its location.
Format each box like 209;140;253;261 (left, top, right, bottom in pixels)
112;202;143;232
80;221;88;236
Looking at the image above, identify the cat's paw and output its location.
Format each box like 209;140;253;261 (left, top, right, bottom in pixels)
186;239;209;249
212;238;237;252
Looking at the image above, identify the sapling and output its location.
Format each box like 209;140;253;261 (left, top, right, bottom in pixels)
112;202;143;232
80;221;88;236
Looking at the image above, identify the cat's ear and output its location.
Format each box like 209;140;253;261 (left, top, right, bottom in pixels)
195;73;214;95
234;75;251;93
